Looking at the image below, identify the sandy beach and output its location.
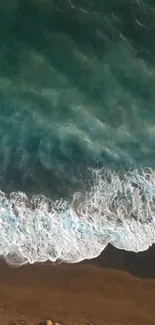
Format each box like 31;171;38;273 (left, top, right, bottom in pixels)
0;245;155;325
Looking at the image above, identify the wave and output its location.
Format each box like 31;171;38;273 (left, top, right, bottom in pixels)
0;166;155;267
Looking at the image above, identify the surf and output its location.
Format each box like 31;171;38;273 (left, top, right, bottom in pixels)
0;167;155;267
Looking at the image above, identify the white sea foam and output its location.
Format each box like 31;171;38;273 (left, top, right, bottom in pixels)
0;167;155;267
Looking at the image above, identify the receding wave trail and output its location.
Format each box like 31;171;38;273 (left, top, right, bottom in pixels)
0;167;155;267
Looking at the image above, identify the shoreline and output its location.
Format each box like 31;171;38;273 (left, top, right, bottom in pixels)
2;243;155;279
0;245;155;324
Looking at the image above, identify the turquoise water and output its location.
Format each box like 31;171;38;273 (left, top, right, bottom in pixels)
0;0;155;266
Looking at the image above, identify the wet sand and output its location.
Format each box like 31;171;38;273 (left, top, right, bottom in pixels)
0;245;155;325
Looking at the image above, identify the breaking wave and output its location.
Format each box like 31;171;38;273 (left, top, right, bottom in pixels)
1;166;155;267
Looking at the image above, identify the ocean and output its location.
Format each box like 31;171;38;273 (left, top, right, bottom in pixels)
0;0;155;267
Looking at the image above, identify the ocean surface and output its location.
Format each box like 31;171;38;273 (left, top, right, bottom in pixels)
0;0;155;267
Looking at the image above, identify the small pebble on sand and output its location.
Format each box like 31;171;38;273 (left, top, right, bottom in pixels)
46;321;54;325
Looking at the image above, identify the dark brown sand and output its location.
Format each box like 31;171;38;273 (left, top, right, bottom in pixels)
0;244;155;325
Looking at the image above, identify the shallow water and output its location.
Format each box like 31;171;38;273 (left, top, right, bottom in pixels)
0;0;155;266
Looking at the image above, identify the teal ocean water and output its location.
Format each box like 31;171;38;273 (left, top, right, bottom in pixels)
0;0;155;266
